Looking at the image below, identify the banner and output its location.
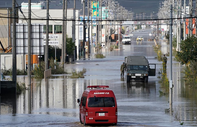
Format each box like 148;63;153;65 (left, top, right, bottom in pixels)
91;1;99;17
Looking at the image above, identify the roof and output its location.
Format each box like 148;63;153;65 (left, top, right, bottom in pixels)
126;56;149;65
83;85;114;96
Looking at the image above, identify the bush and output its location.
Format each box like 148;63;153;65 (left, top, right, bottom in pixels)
95;53;105;58
70;68;86;78
159;73;169;94
114;45;118;49
49;58;65;74
183;61;197;87
32;58;66;79
153;45;162;61
32;61;45;79
176;36;197;64
2;69;27;75
17;82;26;94
110;45;114;51
172;37;177;49
2;69;12;75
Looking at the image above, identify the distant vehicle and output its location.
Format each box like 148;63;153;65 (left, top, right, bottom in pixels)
101;42;105;47
124;56;156;83
77;85;117;126
136;36;143;41
122;35;131;44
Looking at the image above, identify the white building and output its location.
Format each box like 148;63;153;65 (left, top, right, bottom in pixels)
18;2;81;59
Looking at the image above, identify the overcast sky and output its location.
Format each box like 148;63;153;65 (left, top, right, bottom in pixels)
0;0;164;17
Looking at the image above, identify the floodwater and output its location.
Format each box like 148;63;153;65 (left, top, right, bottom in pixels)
1;29;197;127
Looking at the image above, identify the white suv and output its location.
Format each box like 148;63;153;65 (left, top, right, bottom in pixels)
122;35;131;44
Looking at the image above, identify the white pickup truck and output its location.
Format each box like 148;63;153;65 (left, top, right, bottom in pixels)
122;35;131;44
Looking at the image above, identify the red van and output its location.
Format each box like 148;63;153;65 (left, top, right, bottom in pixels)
77;85;117;125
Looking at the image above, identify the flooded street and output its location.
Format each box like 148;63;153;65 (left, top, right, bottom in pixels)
1;29;197;126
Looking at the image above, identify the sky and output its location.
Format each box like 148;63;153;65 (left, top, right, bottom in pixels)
0;0;164;17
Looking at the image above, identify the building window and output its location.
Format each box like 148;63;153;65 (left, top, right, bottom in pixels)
54;25;62;33
43;25;53;33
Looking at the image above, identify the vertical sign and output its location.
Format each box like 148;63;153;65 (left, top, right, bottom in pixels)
102;7;108;19
91;1;99;17
186;19;189;35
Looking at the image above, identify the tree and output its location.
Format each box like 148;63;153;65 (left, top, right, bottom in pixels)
66;37;75;57
176;36;197;64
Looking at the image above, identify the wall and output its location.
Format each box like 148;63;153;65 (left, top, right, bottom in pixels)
0;54;25;70
18;8;81;59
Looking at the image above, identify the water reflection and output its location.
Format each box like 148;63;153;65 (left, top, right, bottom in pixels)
13;77;81;117
0;94;16;115
172;62;197;125
126;81;156;96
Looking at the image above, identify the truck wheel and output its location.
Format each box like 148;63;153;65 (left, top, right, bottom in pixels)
127;76;130;83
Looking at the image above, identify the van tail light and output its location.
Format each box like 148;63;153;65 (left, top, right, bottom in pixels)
85;108;88;116
116;108;117;115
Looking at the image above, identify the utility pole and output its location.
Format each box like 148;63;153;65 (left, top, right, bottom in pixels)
28;0;31;113
12;0;16;115
107;0;110;46
119;7;124;48
62;0;65;65
62;0;67;66
12;0;16;82
177;0;182;51
169;4;173;114
183;0;186;40
28;0;31;87
83;0;86;59
72;0;76;60
100;0;103;49
88;0;90;56
45;0;49;70
65;1;67;63
90;0;93;55
189;0;193;36
118;6;121;49
96;0;98;53
105;1;108;49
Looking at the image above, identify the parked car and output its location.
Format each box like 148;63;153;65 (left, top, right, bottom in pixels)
77;85;117;126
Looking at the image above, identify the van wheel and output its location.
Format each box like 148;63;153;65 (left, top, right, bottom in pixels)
83;117;86;126
127;76;130;83
79;114;82;124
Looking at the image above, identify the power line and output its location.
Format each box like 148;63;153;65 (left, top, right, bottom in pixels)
1;15;197;22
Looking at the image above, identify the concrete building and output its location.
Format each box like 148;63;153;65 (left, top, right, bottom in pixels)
18;2;81;59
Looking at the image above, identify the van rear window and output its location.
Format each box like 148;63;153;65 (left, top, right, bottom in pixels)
88;97;115;107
